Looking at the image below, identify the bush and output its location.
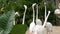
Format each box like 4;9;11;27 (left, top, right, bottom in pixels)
10;24;27;34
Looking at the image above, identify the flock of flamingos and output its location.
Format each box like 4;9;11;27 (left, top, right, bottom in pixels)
15;3;60;34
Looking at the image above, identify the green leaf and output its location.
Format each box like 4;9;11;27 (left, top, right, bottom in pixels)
0;10;15;34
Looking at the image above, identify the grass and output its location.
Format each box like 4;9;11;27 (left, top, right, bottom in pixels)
9;24;27;34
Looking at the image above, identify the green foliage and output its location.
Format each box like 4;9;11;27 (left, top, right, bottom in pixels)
0;10;15;34
0;0;56;25
9;24;27;34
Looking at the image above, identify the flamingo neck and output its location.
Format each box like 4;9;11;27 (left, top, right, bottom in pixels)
45;5;47;19
22;9;27;24
33;7;35;22
36;4;38;20
43;13;50;27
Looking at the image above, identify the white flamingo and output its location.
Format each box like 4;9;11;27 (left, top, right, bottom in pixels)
22;5;27;25
33;11;51;34
54;3;60;18
29;3;36;34
45;22;52;34
15;12;20;25
36;4;42;25
44;2;52;34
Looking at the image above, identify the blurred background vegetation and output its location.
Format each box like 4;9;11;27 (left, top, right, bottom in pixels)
0;0;60;34
0;0;59;26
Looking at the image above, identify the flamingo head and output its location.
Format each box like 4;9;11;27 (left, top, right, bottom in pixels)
15;12;20;16
32;3;36;7
44;2;46;5
48;11;50;14
24;5;27;9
